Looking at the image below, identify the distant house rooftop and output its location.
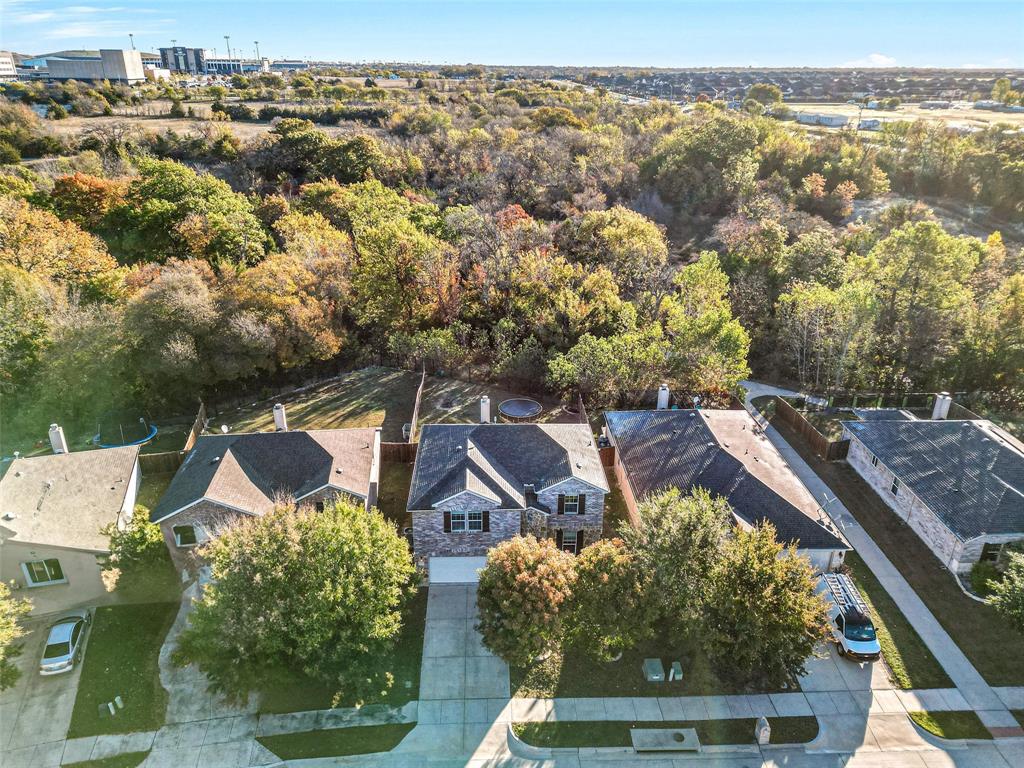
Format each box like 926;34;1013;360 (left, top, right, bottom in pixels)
0;446;140;552
842;419;1024;540
151;429;377;522
408;423;608;511
605;409;847;551
852;407;915;422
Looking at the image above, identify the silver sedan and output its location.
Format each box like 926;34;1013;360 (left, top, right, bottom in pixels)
39;609;91;676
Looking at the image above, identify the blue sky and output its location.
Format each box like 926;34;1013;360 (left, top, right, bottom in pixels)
3;1;1022;68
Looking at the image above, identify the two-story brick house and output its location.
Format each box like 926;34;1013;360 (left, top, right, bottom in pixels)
151;427;381;573
408;423;608;581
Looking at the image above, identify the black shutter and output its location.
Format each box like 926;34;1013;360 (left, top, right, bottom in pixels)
443;511;451;533
578;494;586;515
577;530;585;551
482;510;490;532
556;529;563;550
557;494;565;515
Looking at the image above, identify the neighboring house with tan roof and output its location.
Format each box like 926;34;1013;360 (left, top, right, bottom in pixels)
0;445;140;615
151;427;381;572
407;423;608;582
605;409;849;572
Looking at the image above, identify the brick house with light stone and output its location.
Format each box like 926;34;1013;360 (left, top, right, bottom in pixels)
842;418;1024;574
151;427;380;573
407;423;608;581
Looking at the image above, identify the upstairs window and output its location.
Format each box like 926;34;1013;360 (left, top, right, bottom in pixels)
450;511;467;532
889;478;900;497
563;495;580;515
870;454;879;468
468;511;484;532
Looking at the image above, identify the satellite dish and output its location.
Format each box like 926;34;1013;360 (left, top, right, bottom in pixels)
221;425;229;434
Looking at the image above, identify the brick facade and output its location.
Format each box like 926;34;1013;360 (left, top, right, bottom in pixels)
159;486;361;574
410;477;606;562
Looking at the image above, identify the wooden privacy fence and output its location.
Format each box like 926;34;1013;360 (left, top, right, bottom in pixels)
381;441;418;463
599;445;615;468
183;401;207;452
139;450;185;475
773;396;849;461
406;367;427;443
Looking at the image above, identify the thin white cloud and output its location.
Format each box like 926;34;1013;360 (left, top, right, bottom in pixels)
841;53;898;68
45;18;171;40
9;10;58;22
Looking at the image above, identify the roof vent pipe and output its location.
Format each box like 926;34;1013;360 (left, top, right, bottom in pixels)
656;384;670;410
273;403;288;432
48;424;68;455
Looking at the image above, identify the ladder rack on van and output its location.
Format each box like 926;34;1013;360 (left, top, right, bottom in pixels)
821;573;869;615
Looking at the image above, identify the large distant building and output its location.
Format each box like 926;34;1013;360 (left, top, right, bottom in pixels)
159;46;207;75
203;56;270;75
0;52;17;82
44;49;145;83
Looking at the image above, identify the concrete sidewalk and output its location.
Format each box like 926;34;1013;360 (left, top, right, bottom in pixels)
742;382;1010;721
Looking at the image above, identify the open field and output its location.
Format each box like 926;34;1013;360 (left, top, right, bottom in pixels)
784;101;1024;130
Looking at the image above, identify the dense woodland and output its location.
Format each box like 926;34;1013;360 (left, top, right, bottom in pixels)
1;77;1023;443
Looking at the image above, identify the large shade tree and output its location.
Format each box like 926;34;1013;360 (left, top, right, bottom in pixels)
173;499;416;704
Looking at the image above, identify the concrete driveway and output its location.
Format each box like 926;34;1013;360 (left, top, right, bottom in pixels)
0;614;84;758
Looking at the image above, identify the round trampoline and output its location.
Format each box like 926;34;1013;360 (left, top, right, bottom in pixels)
498;397;543;423
92;412;159;448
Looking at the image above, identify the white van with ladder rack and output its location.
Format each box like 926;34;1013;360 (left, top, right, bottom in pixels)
816;573;881;661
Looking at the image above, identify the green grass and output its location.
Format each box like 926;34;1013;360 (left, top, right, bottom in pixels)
909;711;992;740
844;553;952;689
601;475;631;538
258;588;428;714
512;717;818;748
417;376;565;426
63;752;149;768
221;367;421;441
68;603;178;738
511;636;791;699
764;411;1024;686
258;723;414;759
136;472;174;511
377;462;413;527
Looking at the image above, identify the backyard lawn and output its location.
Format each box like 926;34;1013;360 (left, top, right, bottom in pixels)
844;553;952;690
417;376;567;426
513;717;818;747
763;410;1024;686
258;723;414;759
259;588;428;714
219;367;421;441
68;603;179;738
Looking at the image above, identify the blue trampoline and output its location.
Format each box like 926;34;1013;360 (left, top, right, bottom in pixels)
92;413;159;448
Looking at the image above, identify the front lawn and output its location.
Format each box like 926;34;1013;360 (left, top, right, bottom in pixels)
219;367;420;441
909;711;991;740
258;723;414;759
511;636;790;699
513;717;818;748
259;588;427;714
844;553;952;690
68;603;178;738
763;410;1024;686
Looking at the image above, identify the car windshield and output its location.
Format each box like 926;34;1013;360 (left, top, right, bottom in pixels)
844;620;877;642
43;642;70;659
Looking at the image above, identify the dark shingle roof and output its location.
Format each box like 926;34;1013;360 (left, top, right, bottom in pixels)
843;420;1024;539
605;410;847;551
151;429;377;522
408;424;608;510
